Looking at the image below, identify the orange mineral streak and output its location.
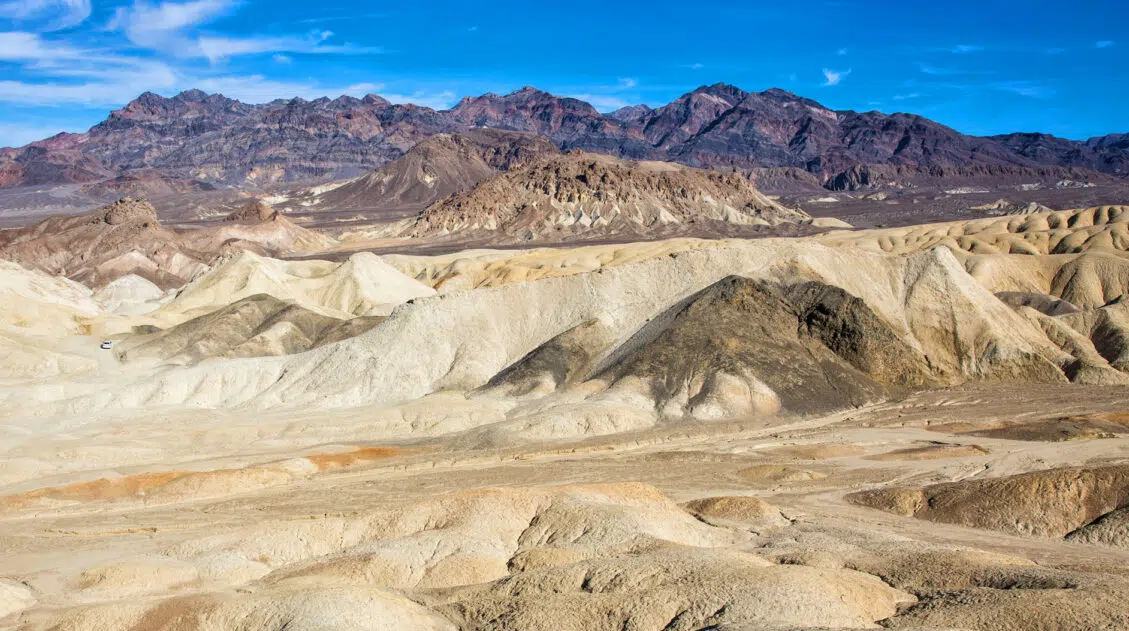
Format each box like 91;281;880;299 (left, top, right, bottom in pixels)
0;471;185;510
304;446;408;472
0;447;416;511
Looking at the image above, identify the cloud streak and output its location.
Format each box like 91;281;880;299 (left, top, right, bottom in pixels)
107;0;380;60
822;67;850;86
0;27;383;108
108;0;233;49
0;0;89;30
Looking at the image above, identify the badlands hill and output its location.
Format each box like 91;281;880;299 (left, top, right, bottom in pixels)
0;197;330;289
303;129;560;216
4;210;1125;423
4;84;1127;191
399;152;814;242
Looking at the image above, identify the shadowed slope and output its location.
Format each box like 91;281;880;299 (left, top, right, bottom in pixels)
118;294;386;365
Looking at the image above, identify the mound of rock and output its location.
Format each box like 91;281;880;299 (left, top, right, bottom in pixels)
1066;507;1129;547
223;199;278;223
0;197;333;290
311;129;560;216
971;199;1056;215
848;464;1129;538
0;198;200;289
682;495;790;530
583;276;936;418
401;151;811;242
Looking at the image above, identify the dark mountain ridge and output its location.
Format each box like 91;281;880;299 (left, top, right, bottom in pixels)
2;83;1126;191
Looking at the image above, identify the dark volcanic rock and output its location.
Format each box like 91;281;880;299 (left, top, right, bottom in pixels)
994;132;1129;176
4;84;1128;190
596;277;932;416
481;276;937;418
446;87;653;158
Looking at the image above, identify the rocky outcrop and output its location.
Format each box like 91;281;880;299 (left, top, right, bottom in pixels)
402;152;810;242
849;465;1129;539
224;199;279;223
588;276;937;418
308;129;559;214
0;197;330;289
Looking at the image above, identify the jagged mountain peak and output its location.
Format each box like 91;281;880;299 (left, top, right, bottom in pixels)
4;84;1128;189
173;89;210;102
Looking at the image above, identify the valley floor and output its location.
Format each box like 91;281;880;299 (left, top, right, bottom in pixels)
3;384;1129;629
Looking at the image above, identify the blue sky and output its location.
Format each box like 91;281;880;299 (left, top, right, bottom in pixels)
0;0;1125;147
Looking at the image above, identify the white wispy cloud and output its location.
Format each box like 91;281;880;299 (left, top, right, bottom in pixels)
196;30;378;62
617;77;637;89
0;0;90;30
994;80;1054;98
1096;40;1114;48
893;92;920;100
836;47;847;56
0;31;172;85
0;0;396;119
106;0;379;60
0;30;80;59
0;35;389;108
0;31;180;104
822;68;850;86
681;62;703;70
950;44;983;53
108;0;233;49
0;75;169;105
918;62;994;77
294;12;384;24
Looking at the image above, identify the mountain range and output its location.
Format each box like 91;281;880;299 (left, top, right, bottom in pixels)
2;83;1127;191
